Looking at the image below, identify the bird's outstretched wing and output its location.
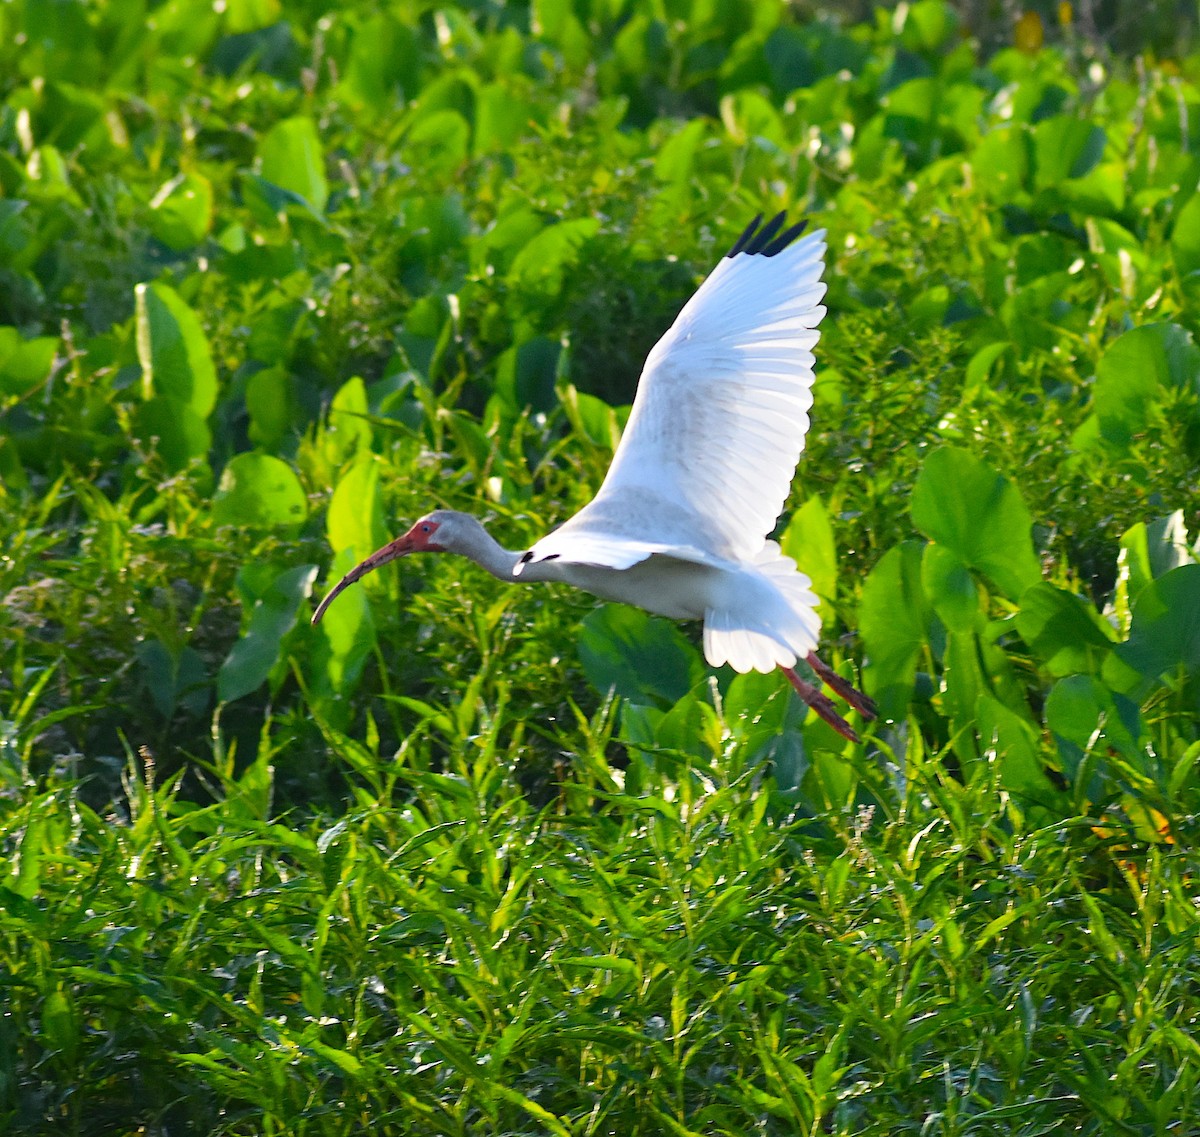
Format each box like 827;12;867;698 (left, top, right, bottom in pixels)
522;213;826;572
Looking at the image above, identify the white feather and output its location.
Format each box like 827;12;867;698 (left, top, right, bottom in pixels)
520;222;828;674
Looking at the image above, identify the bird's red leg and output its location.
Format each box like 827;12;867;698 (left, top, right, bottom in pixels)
780;665;861;743
805;652;877;721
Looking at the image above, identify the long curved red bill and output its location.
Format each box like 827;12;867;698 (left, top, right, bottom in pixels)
310;535;413;625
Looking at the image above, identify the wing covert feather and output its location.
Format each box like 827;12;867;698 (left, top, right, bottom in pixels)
528;221;827;569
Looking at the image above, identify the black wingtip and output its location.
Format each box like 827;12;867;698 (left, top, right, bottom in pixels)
726;212;764;258
725;211;809;260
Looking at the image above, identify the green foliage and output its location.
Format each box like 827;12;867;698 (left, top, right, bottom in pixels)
1;0;1199;1132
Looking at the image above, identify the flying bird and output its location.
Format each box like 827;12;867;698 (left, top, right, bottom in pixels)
313;213;875;741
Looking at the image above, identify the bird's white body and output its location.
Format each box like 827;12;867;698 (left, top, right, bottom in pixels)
517;219;827;674
313;215;873;740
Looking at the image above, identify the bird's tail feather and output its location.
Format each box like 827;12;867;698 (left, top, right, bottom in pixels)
702;542;821;673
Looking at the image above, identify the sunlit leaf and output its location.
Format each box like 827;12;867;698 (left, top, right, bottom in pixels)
1170;190;1200;278
1016;584;1115;676
921;543;983;633
327;456;386;560
910;447;1040;600
135;281;217;418
506;218;600;317
860;541;931;720
149;172;213;250
0;327;57;395
213;453;307;530
1114;564;1200;689
1033;116;1105;187
245;365;294;451
474;83;536;154
781;496;837;608
722;669;803;757
324;375;373;466
1114;512;1198;634
309;548;376;710
259;115;328;212
134;395;211;471
1090;323;1200;448
405;109;470;175
336;14;420;112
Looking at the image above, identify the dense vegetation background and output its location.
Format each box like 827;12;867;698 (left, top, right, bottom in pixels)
2;0;1199;1133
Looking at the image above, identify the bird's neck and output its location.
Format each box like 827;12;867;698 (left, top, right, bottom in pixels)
454;521;526;582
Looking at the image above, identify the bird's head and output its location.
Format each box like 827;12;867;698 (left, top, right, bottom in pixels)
310;510;462;625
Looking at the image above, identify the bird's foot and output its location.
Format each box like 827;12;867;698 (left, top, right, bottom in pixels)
805;652;877;721
780;665;861;743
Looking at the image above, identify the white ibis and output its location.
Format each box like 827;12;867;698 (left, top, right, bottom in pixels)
313;213;876;741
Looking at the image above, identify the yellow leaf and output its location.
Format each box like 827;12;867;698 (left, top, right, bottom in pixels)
1015;10;1044;53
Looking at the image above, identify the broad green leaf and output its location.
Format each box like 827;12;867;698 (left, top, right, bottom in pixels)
804;743;856;806
781;496;837;607
1113;514;1194;633
967;125;1029;198
325;375;373;465
1016;584;1115;677
507;218;600;314
921;543;983;633
40;988;78;1064
259;115;328;213
720;89;786;146
149;172;213;250
213;453;307;530
439;408;491;476
578;604;704;709
1033;117;1105;188
723;669;803;758
964;341;1011;388
135;281;217;418
219;563;317;703
767;732;807;805
859;541;931;720
405;109;471;176
1113;521;1153;633
335;13;420;111
976;694;1058;802
653;692;717;758
26;146;76;199
326;456;386;560
1045;674;1144;792
900;0;957;50
1142;512;1197;576
308;548;375;716
1170;190;1200;278
474;83;536;154
942;630;984;763
475;206;545;274
910;447;1040;600
224;0;282;34
654;118;708;184
135;640;209;718
245;365;294;451
495;337;561;414
560;383;623;451
1114;563;1200;688
134;396;211;471
1091;323;1200;448
0;327;57;395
